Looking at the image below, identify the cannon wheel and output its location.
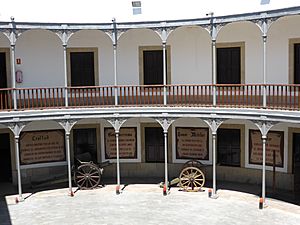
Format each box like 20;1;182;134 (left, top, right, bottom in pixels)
179;166;205;191
74;163;101;189
183;160;203;168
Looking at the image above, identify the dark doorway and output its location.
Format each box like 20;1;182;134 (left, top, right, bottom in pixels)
145;127;164;162
143;50;165;85
217;47;241;84
0;133;12;182
0;52;7;88
0;52;8;109
73;128;97;163
293;133;300;192
294;44;300;84
70;52;95;86
217;128;241;166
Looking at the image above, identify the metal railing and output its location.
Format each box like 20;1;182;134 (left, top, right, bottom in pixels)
0;84;299;111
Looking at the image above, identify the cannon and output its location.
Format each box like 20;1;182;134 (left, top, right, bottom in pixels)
73;159;110;190
178;160;206;191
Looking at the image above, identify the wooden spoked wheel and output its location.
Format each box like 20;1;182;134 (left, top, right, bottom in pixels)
74;163;101;190
183;160;203;169
179;166;205;191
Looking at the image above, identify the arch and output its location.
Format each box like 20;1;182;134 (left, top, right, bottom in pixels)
68;29;113;46
67;29;114;86
267;15;300;84
216;20;262;42
167;25;212;84
117;28;162;86
14;29;66;88
118;28;162;44
268;14;300;35
0;32;11;47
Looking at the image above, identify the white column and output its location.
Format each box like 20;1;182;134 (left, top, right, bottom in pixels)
113;43;118;106
14;135;22;200
10;44;17;110
65;132;72;194
115;131;121;193
163;42;167;105
262;135;267;202
212;132;217;196
212;39;217;106
63;44;68;107
263;35;267;108
164;131;168;192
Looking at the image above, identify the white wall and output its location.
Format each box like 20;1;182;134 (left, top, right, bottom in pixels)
0;34;9;46
168;26;212;84
267;15;300;84
15;30;64;87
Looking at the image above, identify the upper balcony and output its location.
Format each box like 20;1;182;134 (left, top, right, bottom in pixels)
0;7;300;115
0;84;299;111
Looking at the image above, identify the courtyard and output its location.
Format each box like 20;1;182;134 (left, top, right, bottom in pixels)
1;184;300;225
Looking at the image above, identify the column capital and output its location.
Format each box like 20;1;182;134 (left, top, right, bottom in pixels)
155;117;175;133
57;119;77;134
251;119;277;137
203;118;224;133
106;117;127;133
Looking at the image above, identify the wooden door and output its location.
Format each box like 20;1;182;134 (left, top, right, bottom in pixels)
217;47;241;84
294;44;300;84
70;52;95;86
143;50;164;85
0;133;11;182
293;133;300;192
217;128;241;166
145;127;164;162
0;52;8;109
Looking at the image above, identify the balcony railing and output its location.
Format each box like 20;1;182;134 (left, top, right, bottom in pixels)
0;84;299;111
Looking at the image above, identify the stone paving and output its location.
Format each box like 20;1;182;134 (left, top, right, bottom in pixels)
1;185;300;225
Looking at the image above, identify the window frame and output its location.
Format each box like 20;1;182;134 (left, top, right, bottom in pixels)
67;48;99;86
139;46;171;85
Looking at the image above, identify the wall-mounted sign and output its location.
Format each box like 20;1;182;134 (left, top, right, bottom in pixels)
20;130;65;165
176;127;209;160
249;130;284;167
104;127;137;159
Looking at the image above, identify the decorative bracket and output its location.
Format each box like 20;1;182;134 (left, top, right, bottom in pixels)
203;118;224;135
252;15;279;37
106;117;127;133
153;23;176;43
54;25;75;46
7;121;27;137
252;118;277;138
58;119;77;135
155;117;175;133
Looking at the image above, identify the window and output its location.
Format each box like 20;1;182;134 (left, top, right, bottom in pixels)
67;48;98;86
73;128;97;163
217;128;241;166
139;46;171;85
145;127;165;162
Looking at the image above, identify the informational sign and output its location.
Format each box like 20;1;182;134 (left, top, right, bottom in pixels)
176;127;209;160
104;127;137;159
249;130;284;167
20;130;65;165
